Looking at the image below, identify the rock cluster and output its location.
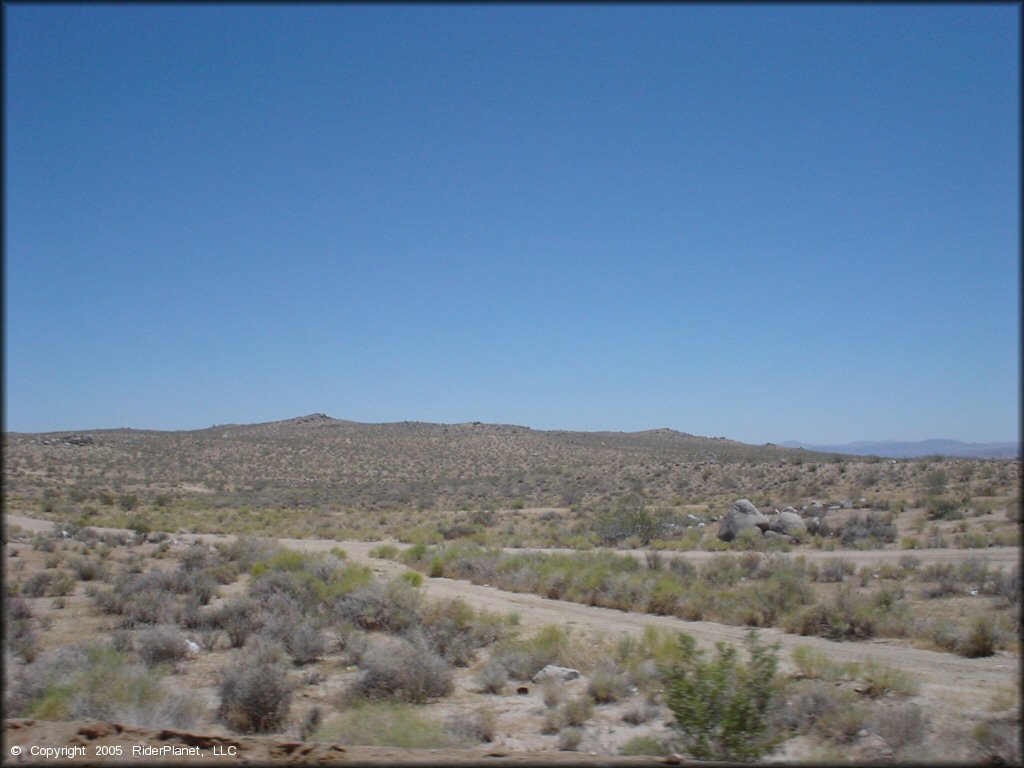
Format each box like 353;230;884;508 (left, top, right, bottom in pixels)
717;500;808;542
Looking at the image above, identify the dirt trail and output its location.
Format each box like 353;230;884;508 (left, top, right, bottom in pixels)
6;514;1019;721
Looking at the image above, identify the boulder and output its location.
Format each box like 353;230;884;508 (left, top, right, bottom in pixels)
532;665;581;683
763;530;794;543
769;510;808;538
717;499;770;542
849;731;894;763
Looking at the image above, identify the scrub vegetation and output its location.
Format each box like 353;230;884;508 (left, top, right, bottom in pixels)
3;415;1020;762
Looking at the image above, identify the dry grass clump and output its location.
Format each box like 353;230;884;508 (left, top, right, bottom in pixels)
4;595;39;662
957;615;997;658
476;659;509;694
335;577;420;633
208;596;260;648
586;660;630;703
135;624;190;667
557;726;584;751
542;696;594;734
973;721;1021;764
873;703;928;751
68;556;105;581
773;679;865;741
788;584;878;640
621;700;660;725
315;702;459;748
488;625;578;681
444;709;497;744
21;569;75;597
217;639;293;733
281;620;326;665
349;634;452;704
541;678;566;708
416;597;501;666
7;643;201;728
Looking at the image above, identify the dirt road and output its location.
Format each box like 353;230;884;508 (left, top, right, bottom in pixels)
6;514;1018;722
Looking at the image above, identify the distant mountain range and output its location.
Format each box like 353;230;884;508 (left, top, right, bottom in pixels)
779;439;1020;459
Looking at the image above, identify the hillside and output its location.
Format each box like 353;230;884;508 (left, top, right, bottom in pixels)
5;414;849;511
4;414;1017;523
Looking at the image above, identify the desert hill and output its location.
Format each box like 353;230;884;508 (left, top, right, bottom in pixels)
4;414;852;512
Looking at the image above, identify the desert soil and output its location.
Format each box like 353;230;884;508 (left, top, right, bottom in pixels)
4;514;1020;764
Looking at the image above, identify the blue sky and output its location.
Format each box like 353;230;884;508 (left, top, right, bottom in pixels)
4;4;1019;444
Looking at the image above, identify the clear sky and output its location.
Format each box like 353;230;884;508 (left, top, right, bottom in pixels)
4;4;1019;444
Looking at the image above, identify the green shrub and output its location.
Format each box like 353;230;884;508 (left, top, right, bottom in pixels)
791;645;851;681
401;541;428;564
858;659;919;696
561;696;594;726
315;702;458;748
369;544;400;560
399;570;423;587
646;576;686;615
926;497;963;521
790;585;875;640
587;661;629;703
663;631;781;761
489;625;572;680
417;597;493;666
620;735;669;756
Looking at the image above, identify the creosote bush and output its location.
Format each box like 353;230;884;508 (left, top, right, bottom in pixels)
663;630;781;761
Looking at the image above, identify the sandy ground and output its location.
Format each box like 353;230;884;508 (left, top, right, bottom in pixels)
4;513;1020;764
6;514;1017;709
